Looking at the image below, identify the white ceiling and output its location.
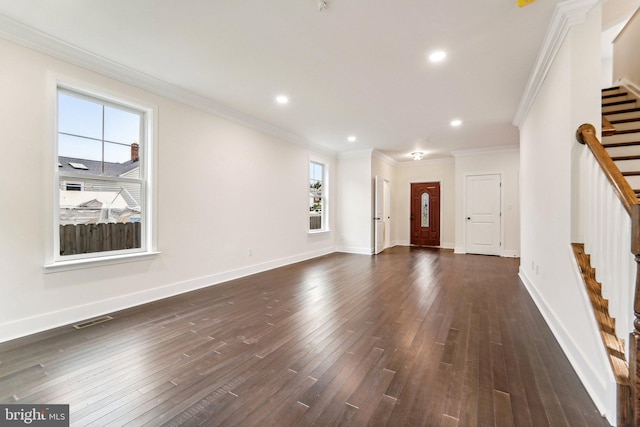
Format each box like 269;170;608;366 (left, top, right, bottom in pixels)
0;0;566;161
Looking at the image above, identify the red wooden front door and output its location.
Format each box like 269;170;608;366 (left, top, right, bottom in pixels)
410;182;440;246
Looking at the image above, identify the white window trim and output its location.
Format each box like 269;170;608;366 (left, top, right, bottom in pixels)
46;77;159;272
308;155;330;234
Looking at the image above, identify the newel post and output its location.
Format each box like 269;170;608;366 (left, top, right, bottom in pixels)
630;203;640;426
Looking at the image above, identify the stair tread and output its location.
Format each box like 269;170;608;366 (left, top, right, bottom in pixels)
603;99;636;107
603;86;621;92
602;92;628;99
602;99;636;107
611;155;640;161
609;118;640;125
602;140;640;147
614;128;640;135
603;107;640;115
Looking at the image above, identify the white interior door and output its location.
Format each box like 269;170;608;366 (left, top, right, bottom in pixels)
465;174;501;255
374;176;384;254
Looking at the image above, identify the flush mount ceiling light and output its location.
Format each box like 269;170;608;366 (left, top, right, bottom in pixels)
428;50;446;63
347;135;357;143
411;151;424;161
275;95;289;105
450;119;462;127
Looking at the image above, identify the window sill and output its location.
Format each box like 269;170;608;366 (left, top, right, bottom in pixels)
44;251;161;273
308;229;331;235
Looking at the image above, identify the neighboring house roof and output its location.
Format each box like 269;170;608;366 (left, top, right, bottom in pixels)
58;156;139;177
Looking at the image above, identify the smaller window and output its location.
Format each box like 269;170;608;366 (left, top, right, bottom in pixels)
65;182;84;191
309;160;327;231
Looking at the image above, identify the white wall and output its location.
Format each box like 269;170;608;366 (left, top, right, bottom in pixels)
613;7;640;87
453;148;520;257
392;159;455;248
336;151;373;254
0;38;337;342
519;4;616;422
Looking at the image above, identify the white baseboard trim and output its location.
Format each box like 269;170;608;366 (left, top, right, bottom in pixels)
453;246;520;258
619;78;640;100
336;246;373;255
518;267;614;423
0;247;336;344
441;241;455;250
501;249;520;258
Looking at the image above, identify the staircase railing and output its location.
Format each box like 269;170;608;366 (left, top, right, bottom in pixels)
576;123;638;426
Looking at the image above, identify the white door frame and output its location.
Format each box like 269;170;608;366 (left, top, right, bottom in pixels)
383;179;391;249
374;176;392;254
374;176;384;254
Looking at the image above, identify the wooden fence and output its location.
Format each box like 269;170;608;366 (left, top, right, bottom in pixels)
60;222;141;256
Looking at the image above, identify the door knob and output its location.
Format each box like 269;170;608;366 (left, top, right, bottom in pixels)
467;217;471;220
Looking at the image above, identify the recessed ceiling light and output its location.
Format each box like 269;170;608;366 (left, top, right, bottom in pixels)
450;119;462;127
347;135;357;142
275;95;289;104
429;51;446;63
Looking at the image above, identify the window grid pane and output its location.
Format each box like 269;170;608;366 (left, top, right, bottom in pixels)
58;91;142;169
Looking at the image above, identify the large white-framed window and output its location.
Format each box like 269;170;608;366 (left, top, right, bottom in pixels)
309;160;329;232
52;85;154;266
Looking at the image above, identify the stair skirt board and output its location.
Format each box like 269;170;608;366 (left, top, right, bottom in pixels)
570;244;629;385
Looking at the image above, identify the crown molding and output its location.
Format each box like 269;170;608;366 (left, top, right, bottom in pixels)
512;0;599;127
0;14;327;152
451;145;519;158
372;150;397;167
337;149;374;159
395;156;455;168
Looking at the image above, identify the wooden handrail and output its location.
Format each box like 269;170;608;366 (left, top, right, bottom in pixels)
576;123;638;216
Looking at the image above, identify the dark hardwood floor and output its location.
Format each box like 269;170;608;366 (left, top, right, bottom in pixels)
0;247;609;426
